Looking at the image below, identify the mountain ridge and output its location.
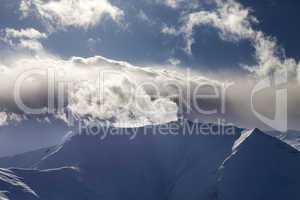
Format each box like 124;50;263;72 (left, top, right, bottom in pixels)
0;121;299;200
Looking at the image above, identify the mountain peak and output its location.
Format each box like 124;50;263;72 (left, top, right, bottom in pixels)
0;122;299;200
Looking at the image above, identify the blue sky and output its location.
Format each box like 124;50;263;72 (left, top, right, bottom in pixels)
1;0;300;158
0;0;300;131
1;0;299;74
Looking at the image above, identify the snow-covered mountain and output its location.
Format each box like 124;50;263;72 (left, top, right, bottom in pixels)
0;121;300;200
0;116;69;157
267;130;300;151
0;169;38;200
218;129;300;200
0;147;54;169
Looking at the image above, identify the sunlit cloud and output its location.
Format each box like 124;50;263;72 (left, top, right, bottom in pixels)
0;28;47;52
19;0;124;31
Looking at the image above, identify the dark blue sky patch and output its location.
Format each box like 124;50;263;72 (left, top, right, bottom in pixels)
240;0;300;61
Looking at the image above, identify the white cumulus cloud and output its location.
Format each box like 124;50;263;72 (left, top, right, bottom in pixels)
19;0;124;31
4;28;47;40
1;28;47;52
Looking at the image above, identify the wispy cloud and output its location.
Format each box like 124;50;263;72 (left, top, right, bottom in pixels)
161;25;177;35
159;0;199;9
177;0;300;77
